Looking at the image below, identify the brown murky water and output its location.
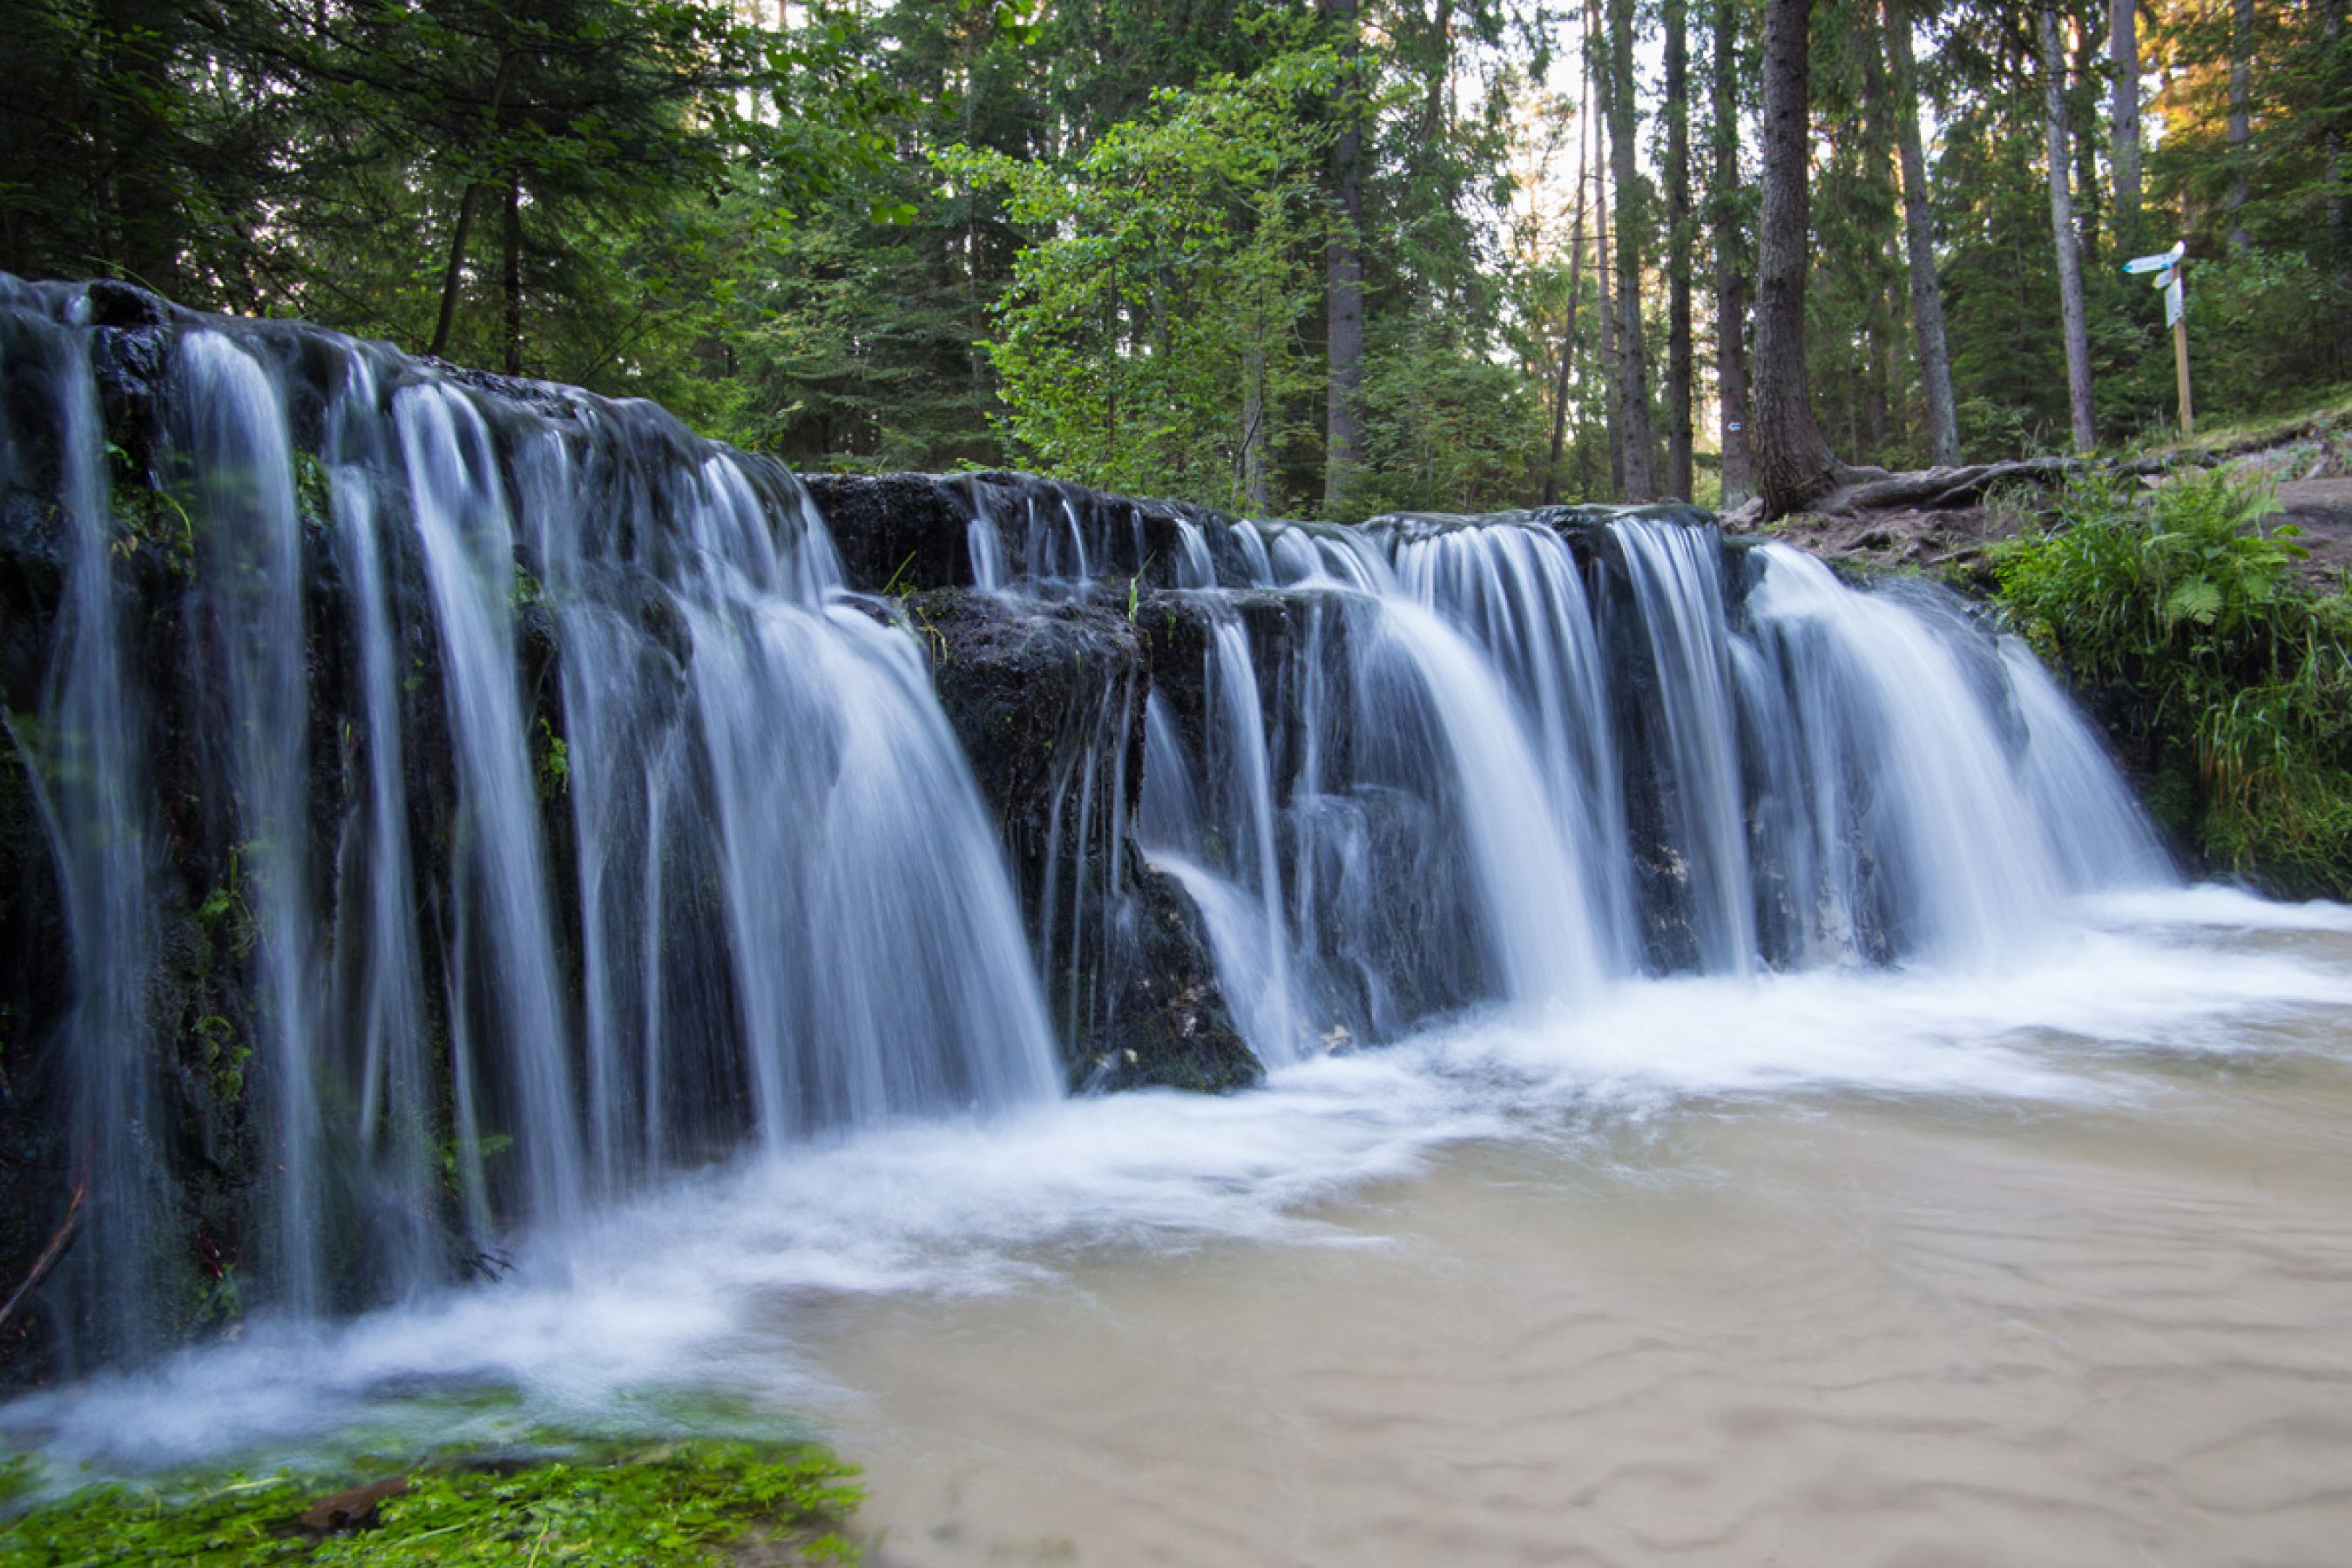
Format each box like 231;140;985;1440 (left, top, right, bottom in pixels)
10;902;2350;1568
814;948;2352;1566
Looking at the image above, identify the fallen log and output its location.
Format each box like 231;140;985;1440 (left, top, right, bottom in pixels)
0;1177;88;1352
1815;456;2082;516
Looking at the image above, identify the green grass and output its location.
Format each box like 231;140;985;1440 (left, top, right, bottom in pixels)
1995;469;2352;897
2125;382;2352;464
0;1438;862;1567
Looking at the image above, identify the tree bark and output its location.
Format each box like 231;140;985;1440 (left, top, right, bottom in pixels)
429;47;517;361
1882;0;1961;465
0;1179;84;1350
2227;0;2254;253
1712;0;1754;506
1323;0;1368;513
1607;0;1658;499
1544;57;1597;505
1664;0;1694;499
1754;0;1841;518
2328;0;2347;374
2071;22;2103;264
2110;0;2143;249
1591;0;1625;497
1858;17;1897;465
97;0;183;294
1240;341;1270;510
502;175;525;376
2039;3;2099;452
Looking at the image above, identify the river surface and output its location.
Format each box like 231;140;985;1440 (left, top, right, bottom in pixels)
8;888;2352;1566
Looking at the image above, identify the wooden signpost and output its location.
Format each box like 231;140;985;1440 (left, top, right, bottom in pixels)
2125;241;2193;436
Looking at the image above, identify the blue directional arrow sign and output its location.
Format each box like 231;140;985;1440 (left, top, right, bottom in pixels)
2123;240;2186;276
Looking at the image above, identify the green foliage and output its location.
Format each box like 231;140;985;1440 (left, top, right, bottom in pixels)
0;1439;863;1566
2178;250;2343;419
535;717;570;800
192;1013;248;1105
1996;470;2352;896
943;48;1341;510
1351;326;1548;517
196;844;257;961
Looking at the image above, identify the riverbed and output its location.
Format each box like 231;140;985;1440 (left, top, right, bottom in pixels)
7;887;2351;1566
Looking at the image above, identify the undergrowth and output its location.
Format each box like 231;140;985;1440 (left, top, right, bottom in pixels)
0;1437;862;1567
1995;470;2352;897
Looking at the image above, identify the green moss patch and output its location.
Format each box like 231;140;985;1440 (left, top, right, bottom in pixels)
0;1438;862;1566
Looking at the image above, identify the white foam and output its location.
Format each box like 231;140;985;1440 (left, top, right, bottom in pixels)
8;890;2352;1482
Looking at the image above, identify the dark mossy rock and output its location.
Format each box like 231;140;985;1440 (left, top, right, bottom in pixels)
902;587;1260;1092
903;586;1254;1090
1076;865;1259;1095
802;473;976;593
904;586;1146;884
804;470;1226;597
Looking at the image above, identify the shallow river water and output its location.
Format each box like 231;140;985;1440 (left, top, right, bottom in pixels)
9;889;2352;1567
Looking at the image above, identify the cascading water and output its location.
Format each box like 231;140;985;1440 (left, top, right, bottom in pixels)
0;276;2173;1383
176;332;334;1314
1044;496;2170;1054
0;287;169;1362
1612;515;1759;974
0;281;1062;1364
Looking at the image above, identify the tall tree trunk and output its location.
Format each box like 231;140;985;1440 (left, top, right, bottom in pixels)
1866;280;1893;454
1882;0;1960;465
1754;0;1841;518
1664;0;1694;499
502;176;524;376
1242;311;1271;510
430;188;486;360
2227;0;2254;253
1858;16;1897;467
1712;0;1754;505
2329;0;2349;375
430;48;517;360
1607;0;1659;500
1323;0;1368;513
2039;3;2099;451
1544;58;1597;505
2110;0;2143;249
97;0;183;294
1591;0;1625;497
2072;22;2103;263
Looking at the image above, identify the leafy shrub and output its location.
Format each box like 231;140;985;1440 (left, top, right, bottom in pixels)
1995;470;2352;896
2182;250;2342;421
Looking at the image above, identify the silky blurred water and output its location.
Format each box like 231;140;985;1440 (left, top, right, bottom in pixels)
9;888;2351;1566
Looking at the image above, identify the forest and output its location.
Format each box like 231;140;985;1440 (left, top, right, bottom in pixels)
4;0;2344;523
12;4;2352;1562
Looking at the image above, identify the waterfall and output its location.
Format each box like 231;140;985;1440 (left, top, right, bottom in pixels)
177;331;333;1312
1097;498;2169;1042
1612;517;1757;974
0;280;2174;1375
0;287;168;1363
0;282;1062;1362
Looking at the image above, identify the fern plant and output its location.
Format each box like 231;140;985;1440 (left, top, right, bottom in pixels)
1995;471;2352;896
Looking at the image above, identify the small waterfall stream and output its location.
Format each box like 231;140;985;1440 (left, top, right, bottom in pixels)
1;281;1065;1364
0;279;2173;1378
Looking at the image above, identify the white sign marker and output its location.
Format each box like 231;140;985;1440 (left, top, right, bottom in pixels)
2123;240;2186;276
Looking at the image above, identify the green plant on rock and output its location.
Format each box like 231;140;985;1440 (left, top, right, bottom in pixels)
1995;470;2352;896
191;1013;248;1105
535;717;570;800
196;844;258;960
0;1438;864;1566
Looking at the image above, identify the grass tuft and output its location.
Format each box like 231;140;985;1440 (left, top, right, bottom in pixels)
0;1437;862;1567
